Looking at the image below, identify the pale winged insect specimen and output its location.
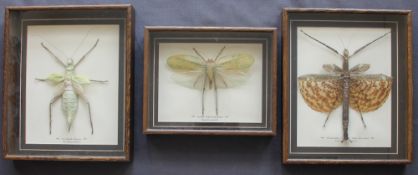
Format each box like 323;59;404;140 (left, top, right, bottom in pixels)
298;30;392;142
36;38;107;135
167;46;254;116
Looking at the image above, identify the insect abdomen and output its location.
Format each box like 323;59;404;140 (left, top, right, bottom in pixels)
62;86;78;130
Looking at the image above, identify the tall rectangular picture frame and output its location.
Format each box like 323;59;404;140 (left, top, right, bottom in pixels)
2;5;133;161
282;8;413;164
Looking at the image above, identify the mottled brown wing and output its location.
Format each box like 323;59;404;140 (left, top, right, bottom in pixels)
298;74;343;112
349;74;392;112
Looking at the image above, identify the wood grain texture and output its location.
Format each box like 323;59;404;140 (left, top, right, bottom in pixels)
281;8;413;164
142;27;277;136
2;4;133;162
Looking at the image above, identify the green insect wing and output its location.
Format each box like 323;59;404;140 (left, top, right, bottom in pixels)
45;73;65;84
72;75;91;85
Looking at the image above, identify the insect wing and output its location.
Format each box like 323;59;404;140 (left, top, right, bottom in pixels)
298;74;343;113
72;75;91;85
167;55;204;73
167;54;206;89
215;54;254;88
349;74;392;112
45;73;65;84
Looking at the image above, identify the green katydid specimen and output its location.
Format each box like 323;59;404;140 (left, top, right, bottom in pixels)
36;39;107;134
167;46;254;116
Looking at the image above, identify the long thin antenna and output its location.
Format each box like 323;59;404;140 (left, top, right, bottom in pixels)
71;28;95;58
300;30;343;57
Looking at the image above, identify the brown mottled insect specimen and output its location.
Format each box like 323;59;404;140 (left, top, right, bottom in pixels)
298;30;392;142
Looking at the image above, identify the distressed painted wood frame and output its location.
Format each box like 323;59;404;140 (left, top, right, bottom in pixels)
2;5;133;161
282;8;412;164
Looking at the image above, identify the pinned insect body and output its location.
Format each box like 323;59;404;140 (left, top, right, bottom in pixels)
298;30;392;142
36;39;107;135
167;46;254;116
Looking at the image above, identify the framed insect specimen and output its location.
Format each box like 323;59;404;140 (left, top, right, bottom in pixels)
2;5;133;161
282;8;412;164
143;27;277;135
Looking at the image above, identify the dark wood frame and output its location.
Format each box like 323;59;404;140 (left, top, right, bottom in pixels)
2;4;133;161
282;8;413;164
143;27;277;135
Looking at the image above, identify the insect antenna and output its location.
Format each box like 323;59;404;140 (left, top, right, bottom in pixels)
350;31;390;58
193;48;207;62
338;34;346;51
214;46;226;61
300;30;343;57
70;28;95;59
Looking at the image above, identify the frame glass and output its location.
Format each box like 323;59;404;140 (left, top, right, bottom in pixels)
2;5;133;161
143;27;277;135
282;8;412;164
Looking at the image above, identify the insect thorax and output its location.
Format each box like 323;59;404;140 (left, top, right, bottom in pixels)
204;61;217;89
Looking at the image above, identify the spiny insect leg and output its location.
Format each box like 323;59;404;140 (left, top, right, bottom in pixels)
74;39;100;67
40;42;66;67
49;94;62;134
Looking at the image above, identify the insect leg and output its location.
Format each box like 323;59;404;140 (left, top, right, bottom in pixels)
74;39;100;68
193;74;204;88
350;31;390;58
300;30;342;57
36;78;47;81
90;79;108;83
216;73;228;87
73;84;94;134
213;73;219;116
193;48;207;62
358;111;367;128
78;93;94;134
40;43;66;67
214;46;226;61
201;74;208;116
322;112;332;128
49;90;64;134
355;104;367;128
